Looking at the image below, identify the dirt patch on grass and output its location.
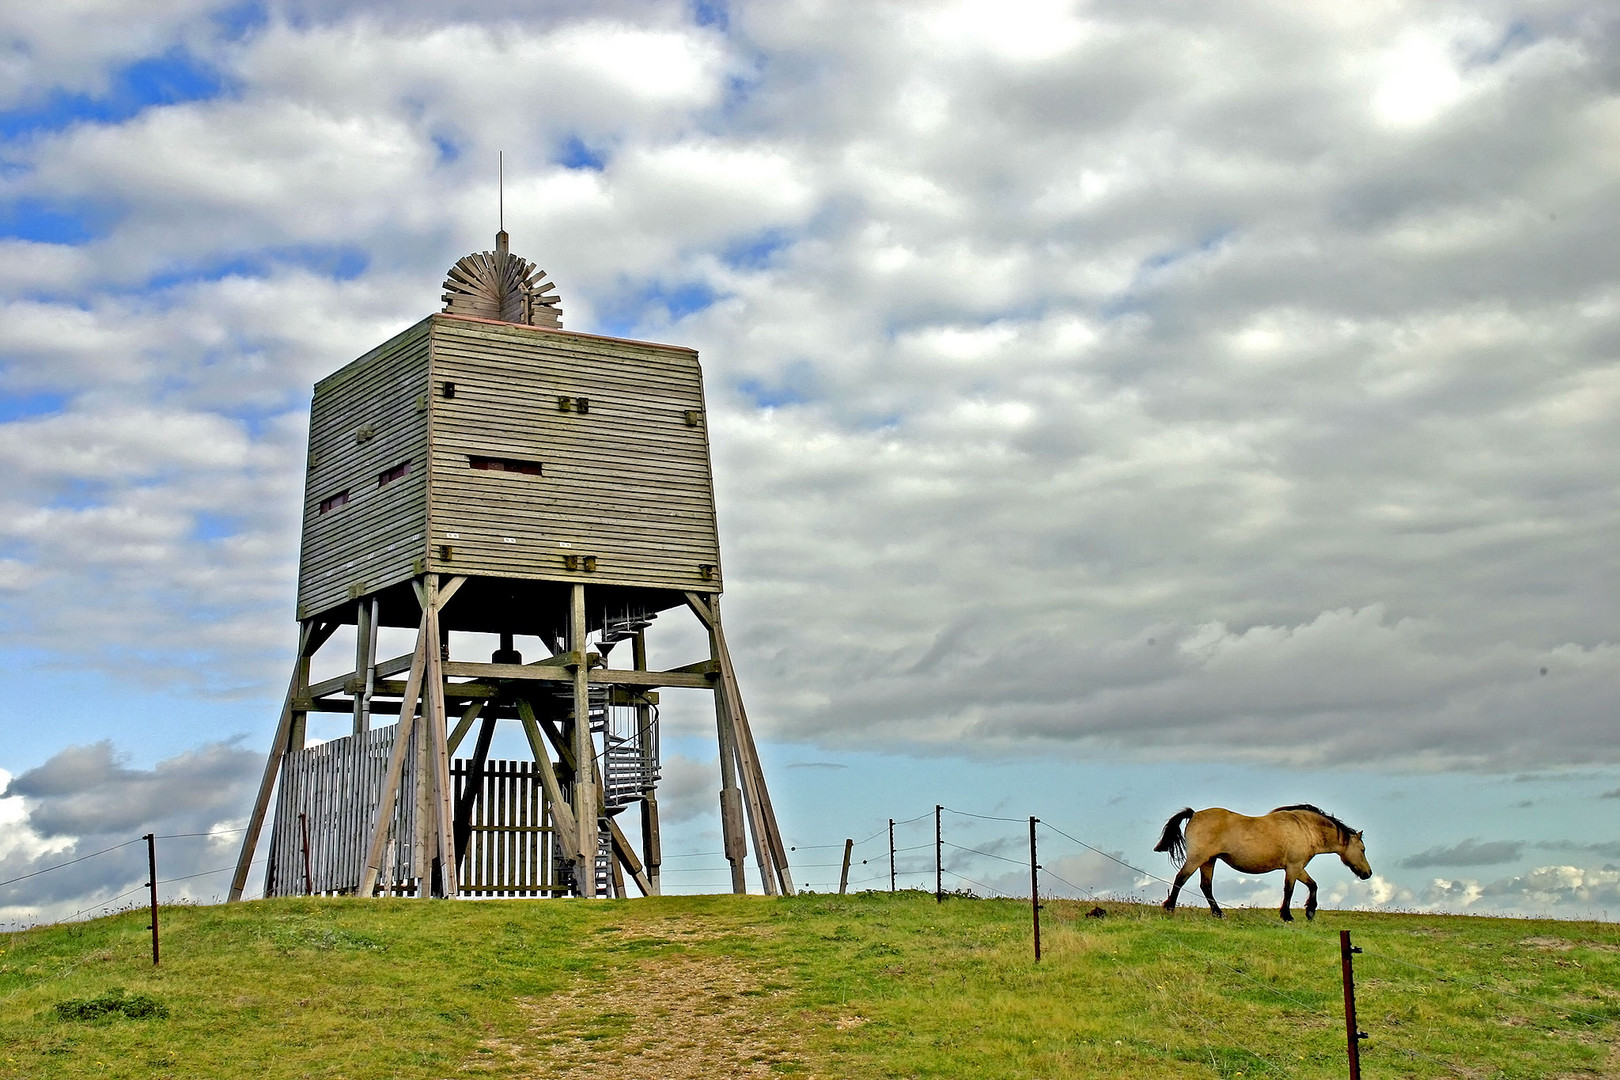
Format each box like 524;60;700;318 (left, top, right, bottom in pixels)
477;950;812;1078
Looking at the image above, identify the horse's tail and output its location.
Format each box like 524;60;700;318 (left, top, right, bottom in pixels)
1154;807;1194;867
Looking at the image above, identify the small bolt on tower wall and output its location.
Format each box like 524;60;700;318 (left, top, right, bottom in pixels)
229;227;793;900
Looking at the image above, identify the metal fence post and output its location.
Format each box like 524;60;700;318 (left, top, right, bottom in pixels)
1340;929;1367;1080
143;833;159;966
934;805;943;903
888;818;895;893
299;811;314;895
1029;816;1041;962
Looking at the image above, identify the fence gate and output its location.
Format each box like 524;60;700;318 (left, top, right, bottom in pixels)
452;758;557;897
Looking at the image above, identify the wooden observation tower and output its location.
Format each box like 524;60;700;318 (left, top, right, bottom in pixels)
229;232;793;900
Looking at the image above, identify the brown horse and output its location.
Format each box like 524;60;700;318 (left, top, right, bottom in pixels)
1155;804;1372;921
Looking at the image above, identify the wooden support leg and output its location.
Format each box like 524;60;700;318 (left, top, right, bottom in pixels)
569;584;598;897
422;587;457;898
228;624;315;902
687;593;796;896
353;597;377;735
357;615;430;897
709;629;748;895
640;795;663;897
631;630;662;895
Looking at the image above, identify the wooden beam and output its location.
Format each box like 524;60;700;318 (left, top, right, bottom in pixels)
515;698;579;859
423;582;458;899
305;618;342;657
690;591;796;896
607;816;654;897
357;617;430;897
228;623;315;902
706;616;748;895
435;574;468;611
353;597;376;735
633;629;661;896
304;649;413;701
713;609;796;896
446;700;485;756
453;714;497;870
437;660;712;689
570;583;597;897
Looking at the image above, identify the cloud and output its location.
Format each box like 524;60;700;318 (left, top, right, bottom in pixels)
1399;838;1524;869
1473;866;1620;914
0;0;1614;795
652;753;720;825
0;741;259;925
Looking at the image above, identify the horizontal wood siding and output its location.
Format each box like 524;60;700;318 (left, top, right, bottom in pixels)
425;317;723;591
298;319;432;618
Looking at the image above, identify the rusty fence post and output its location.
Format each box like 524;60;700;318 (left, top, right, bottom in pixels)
143;833;159;967
1340;929;1367;1080
1029;816;1041;962
888;818;895;893
299;811;314;895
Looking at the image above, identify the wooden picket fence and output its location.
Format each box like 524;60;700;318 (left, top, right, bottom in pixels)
266;729;555;898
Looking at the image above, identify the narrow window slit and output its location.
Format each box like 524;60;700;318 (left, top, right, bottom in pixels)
470;455;543;476
319;490;351;514
378;460;411;486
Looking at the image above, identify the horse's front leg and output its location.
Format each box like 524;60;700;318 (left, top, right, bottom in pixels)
1279;868;1297;922
1299;867;1318;920
1198;861;1223;918
1163;864;1194;912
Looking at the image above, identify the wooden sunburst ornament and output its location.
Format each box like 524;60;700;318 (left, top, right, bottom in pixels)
441;230;562;327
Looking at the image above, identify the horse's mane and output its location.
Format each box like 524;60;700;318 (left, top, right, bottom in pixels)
1272;803;1356;843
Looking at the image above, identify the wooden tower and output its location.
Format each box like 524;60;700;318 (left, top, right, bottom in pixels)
229;233;793;900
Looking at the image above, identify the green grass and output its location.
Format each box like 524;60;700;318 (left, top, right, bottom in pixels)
2;893;1616;1078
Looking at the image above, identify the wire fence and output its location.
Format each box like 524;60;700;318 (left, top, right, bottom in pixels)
4;806;1616;1077
0;828;258;933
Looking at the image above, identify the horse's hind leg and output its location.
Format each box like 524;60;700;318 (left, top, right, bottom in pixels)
1299;867;1318;920
1279;869;1297;922
1162;864;1194;913
1198;861;1222;918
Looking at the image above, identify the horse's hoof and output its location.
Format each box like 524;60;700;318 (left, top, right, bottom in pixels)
1211;909;1223;919
1305;910;1316;921
1280;911;1293;922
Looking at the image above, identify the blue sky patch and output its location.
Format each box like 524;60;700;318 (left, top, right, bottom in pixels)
737;360;816;409
192;512;238;542
692;0;729;30
0;391;68;423
557;135;606;171
0;47;228;142
433;135;461;164
212;1;269;41
1469;20;1536;68
143;244;370;291
596;278;722;336
722;228;793;269
0;197;119;244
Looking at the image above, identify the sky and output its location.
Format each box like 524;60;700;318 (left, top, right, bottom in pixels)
1;0;1617;925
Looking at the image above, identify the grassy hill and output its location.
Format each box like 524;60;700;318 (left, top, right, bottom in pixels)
2;892;1616;1079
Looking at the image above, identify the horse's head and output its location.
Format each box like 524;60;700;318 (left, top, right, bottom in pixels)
1341;831;1372;880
